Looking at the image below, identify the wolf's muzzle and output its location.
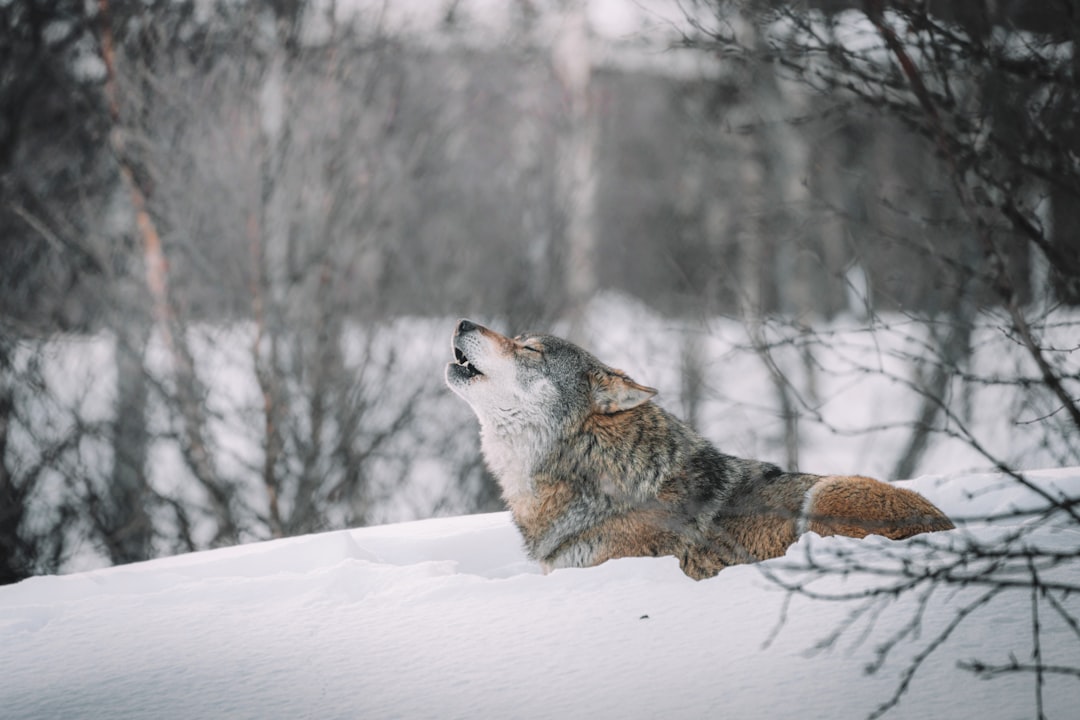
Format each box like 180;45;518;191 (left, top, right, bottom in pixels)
450;319;485;380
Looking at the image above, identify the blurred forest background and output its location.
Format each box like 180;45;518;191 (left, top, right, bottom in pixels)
1;0;1078;583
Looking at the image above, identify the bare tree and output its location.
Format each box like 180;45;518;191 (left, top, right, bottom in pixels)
0;0;121;579
93;0;478;544
681;2;1080;715
96;0;242;546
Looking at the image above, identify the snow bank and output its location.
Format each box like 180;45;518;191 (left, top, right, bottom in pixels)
2;469;1078;719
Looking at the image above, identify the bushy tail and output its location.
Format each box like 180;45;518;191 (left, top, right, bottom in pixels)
801;475;954;540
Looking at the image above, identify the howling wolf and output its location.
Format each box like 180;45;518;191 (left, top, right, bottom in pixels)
445;319;954;579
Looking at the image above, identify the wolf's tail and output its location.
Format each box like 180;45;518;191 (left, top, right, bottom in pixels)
799;475;955;540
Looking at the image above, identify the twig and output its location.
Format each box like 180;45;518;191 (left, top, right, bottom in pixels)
867;587;1002;720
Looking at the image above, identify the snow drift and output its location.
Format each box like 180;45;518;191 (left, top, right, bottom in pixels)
2;468;1079;719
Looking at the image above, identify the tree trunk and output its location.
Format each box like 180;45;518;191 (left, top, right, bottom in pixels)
0;337;28;585
97;0;237;545
737;15;805;470
553;2;597;342
105;320;152;563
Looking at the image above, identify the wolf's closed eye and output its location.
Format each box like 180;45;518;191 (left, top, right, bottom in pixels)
515;336;543;354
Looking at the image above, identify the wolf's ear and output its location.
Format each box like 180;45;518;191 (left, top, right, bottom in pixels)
590;368;657;414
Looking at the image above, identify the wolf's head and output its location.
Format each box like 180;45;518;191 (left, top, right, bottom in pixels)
445;319;657;440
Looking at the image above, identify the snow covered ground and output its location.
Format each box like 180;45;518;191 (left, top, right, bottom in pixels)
2;468;1078;719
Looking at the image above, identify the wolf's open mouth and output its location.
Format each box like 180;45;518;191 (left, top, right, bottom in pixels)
454;348;484;378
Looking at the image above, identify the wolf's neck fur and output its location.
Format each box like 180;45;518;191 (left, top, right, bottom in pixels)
486;402;706;507
478;418;556;502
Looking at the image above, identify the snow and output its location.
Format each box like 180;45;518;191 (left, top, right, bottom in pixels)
2;469;1079;719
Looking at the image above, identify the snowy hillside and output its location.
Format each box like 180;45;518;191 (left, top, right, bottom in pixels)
2;468;1078;719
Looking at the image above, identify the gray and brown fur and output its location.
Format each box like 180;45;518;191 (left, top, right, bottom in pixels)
445;320;954;580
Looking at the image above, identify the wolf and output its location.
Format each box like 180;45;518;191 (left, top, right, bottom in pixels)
445;319;954;579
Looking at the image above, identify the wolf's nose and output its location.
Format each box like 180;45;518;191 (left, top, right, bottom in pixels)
456;319;478;335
